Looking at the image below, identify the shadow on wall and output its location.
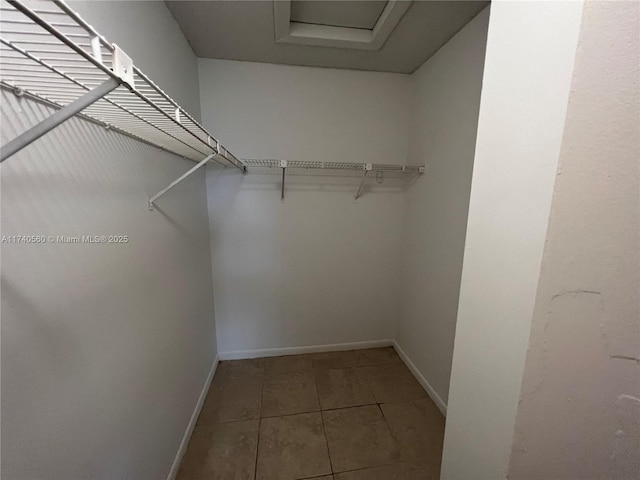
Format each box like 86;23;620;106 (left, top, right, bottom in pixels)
1;88;216;479
1;279;81;378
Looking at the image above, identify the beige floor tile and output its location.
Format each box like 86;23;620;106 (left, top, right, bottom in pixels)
310;350;359;370
264;354;314;376
256;413;332;480
333;463;433;480
198;375;263;424
322;405;400;472
381;398;445;474
311;347;399;370
177;420;259;480
183;350;444;480
355;364;427;404
261;372;320;417
216;358;266;378
351;347;401;367
315;368;376;410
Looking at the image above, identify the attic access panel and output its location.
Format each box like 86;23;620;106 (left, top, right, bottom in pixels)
290;1;388;30
275;0;412;50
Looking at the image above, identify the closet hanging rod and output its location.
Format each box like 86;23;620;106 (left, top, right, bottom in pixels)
0;0;246;171
148;153;215;210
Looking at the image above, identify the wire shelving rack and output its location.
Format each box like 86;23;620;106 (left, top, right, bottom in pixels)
0;0;244;169
0;0;424;205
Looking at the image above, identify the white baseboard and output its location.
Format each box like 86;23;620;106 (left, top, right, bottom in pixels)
392;340;447;416
219;339;394;360
167;355;219;480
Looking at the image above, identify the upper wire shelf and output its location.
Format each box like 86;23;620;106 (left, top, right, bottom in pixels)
0;0;423;205
242;158;424;174
0;0;244;168
241;159;424;201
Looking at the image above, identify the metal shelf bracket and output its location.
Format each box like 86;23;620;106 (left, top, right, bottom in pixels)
0;77;120;162
280;159;288;201
354;163;373;201
148;153;214;210
111;44;135;88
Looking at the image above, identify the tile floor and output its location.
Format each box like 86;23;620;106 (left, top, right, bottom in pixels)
177;347;445;480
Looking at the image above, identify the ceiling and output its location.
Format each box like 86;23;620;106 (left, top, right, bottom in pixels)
165;1;489;74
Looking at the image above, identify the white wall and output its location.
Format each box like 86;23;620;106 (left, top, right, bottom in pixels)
396;7;489;412
199;59;411;356
1;3;215;479
68;0;202;120
509;1;640;477
441;1;585;479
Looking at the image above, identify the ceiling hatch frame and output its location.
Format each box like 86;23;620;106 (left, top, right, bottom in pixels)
273;0;412;51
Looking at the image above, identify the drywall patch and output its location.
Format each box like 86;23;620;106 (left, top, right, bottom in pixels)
510;291;611;477
609;355;640;365
610;394;640;478
519;290;603;397
602;305;640;362
509;1;639;476
511;290;640;478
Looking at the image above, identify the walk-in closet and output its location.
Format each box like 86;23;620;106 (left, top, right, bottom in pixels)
2;1;638;479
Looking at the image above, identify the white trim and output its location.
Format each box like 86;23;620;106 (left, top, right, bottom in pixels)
219;339;393;360
392;340;447;416
273;0;412;51
273;0;292;41
167;355;219;480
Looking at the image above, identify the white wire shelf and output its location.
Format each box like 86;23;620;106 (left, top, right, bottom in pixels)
0;0;424;205
0;0;244;169
242;159;424;174
240;159;424;201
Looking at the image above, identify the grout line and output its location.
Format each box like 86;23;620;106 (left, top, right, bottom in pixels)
205;416;261;425
330;462;398;476
257;410;333;420
318;409;334;475
311;372;333;475
312;372;321;414
319;402;378;413
378;402;397;438
296;474;340;480
260;407;322;419
253;417;261;480
377;402;403;468
253;380;266;480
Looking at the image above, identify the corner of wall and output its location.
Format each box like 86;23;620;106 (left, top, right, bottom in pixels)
394;5;491;416
167;355;219;480
441;1;585;478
